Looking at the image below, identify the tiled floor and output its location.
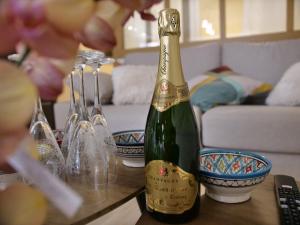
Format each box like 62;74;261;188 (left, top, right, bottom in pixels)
87;198;141;225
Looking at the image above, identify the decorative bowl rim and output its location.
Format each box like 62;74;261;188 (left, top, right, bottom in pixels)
199;148;272;180
112;129;144;147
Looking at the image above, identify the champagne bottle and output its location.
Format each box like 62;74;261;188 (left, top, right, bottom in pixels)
144;8;200;224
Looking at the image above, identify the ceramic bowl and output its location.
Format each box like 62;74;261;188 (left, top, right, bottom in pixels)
199;148;272;203
112;130;144;167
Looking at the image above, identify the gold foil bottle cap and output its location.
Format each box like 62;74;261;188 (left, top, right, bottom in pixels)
158;8;180;37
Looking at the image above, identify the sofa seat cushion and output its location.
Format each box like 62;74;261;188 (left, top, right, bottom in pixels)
102;104;150;132
54;102;150;132
202;106;300;154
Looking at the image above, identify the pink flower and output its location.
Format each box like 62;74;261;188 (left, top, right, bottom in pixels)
23;52;74;101
0;0;95;58
75;15;117;52
76;1;130;52
113;0;162;11
20;23;79;58
77;0;161;51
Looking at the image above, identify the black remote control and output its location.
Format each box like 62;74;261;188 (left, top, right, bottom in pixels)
274;175;300;225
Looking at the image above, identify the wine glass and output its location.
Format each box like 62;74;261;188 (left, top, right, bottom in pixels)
29;97;65;179
60;71;79;159
66;52;108;192
85;52;118;183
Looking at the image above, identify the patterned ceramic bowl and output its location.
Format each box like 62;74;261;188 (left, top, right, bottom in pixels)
199;148;272;203
112;130;144;167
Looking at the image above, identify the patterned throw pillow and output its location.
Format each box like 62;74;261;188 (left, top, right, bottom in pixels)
188;66;272;112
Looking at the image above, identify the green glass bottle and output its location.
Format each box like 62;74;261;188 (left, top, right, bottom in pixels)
144;8;200;224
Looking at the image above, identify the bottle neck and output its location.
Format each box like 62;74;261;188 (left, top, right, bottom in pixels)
152;35;189;112
157;35;185;86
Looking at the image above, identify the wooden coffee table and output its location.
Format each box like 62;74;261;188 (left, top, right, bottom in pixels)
136;175;300;225
45;163;144;225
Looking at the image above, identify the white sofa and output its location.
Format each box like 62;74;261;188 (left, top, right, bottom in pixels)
54;39;300;179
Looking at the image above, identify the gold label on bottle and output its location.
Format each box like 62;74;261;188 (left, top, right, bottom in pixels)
152;81;189;112
145;160;198;214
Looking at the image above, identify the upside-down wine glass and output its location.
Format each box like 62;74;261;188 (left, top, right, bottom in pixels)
60;71;79;159
29;97;65;179
86;52;118;183
66;52;108;193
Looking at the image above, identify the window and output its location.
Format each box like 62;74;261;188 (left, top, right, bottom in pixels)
123;0;220;49
186;0;220;41
295;0;300;30
123;2;164;49
122;0;297;51
170;0;220;41
226;0;287;37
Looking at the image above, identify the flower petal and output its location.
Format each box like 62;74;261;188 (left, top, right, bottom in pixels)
0;128;27;172
77;1;132;52
76;16;116;52
19;24;79;58
45;0;95;34
113;0;162;10
0;22;20;55
23;53;74;101
139;11;156;21
0;60;37;134
0;1;20;54
9;0;46;27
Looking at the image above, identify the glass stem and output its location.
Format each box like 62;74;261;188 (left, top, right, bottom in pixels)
67;71;77;116
70;71;76;109
30;97;48;128
93;67;103;113
90;65;104;119
36;97;43;114
79;65;89;121
94;68;100;106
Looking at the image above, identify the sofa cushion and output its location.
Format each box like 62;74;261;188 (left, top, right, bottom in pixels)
188;67;272;112
112;65;156;105
202;106;300;154
124;42;221;80
222;39;300;84
102;104;150;132
66;71;113;104
54;101;149;132
266;62;300;106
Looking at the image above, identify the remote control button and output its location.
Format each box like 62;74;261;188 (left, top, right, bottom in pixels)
283;209;289;215
296;200;300;205
280;198;287;202
297;206;300;211
281;204;289;209
282;185;293;189
291;209;297;213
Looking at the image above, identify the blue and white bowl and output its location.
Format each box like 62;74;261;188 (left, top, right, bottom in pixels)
199;148;272;203
112;130;144;167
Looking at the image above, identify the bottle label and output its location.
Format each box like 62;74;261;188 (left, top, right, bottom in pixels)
152;80;189;112
145;160;198;214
